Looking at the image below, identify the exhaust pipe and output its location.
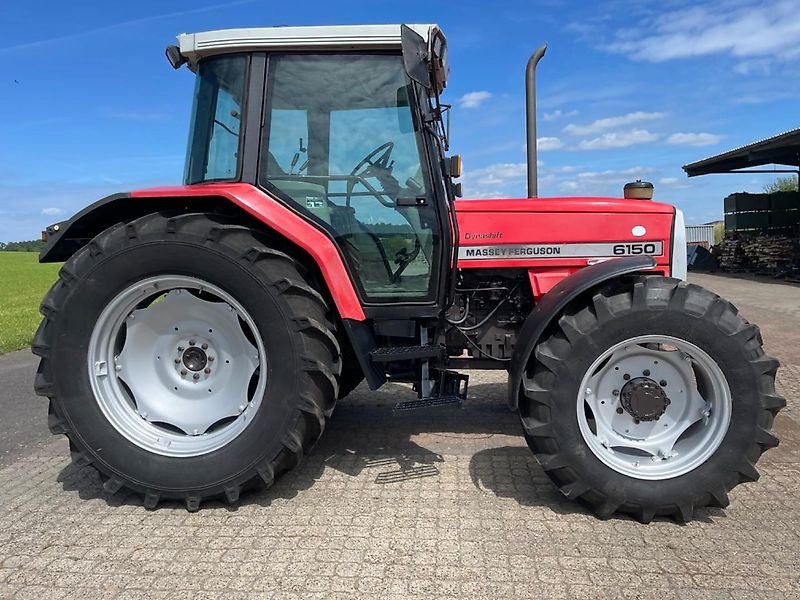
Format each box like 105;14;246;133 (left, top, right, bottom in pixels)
526;44;547;198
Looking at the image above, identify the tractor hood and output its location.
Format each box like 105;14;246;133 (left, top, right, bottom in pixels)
455;196;674;214
455;196;680;293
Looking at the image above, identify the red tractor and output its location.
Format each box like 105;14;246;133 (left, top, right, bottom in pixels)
35;24;783;522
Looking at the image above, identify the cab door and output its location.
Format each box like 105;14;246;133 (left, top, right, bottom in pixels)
259;52;447;311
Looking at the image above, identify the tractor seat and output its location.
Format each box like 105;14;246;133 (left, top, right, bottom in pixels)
263;152;332;224
261;153;406;293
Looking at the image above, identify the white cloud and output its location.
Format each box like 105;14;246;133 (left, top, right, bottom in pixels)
459;91;493;109
564;111;665;136
461;161;542;198
606;1;800;64
577;129;660;150
548;165;584;173
659;177;691;188
463;162;528;186
41;207;65;216
542;109;578;122
537;136;564;151
733;91;798;105
564;21;598;36
576;167;657;181
666;132;723;147
734;58;773;76
559;167;657;193
552;165;580;174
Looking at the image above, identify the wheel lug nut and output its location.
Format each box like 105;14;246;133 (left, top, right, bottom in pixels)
612;389;619;396
634;419;640;424
201;343;208;350
193;373;200;380
204;367;211;374
616;407;624;414
180;369;187;376
178;346;185;352
643;369;650;376
623;374;631;380
660;380;667;387
189;340;196;346
208;356;215;362
174;358;181;364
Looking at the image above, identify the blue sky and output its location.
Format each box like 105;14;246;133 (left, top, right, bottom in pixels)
2;0;800;241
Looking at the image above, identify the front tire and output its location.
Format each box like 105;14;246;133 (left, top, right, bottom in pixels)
519;276;784;523
33;212;341;511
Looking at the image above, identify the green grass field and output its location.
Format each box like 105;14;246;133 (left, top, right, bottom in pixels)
0;252;61;354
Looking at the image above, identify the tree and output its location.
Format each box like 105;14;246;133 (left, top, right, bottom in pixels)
0;240;45;252
763;176;798;193
713;222;725;245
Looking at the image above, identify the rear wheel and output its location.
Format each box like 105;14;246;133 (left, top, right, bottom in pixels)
519;276;784;523
33;212;341;510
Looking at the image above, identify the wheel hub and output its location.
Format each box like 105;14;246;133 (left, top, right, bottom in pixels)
620;377;670;421
182;346;208;372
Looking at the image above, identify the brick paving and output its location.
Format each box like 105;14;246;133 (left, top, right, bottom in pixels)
0;273;798;599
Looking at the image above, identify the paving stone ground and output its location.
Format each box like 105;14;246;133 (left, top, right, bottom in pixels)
0;273;798;599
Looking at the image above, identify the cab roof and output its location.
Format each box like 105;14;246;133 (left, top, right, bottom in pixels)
177;24;439;64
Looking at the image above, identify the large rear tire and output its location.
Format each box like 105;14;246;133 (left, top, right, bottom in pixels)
33;212;341;511
518;276;784;523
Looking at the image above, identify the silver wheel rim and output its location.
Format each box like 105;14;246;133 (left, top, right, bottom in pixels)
577;335;731;480
88;275;266;457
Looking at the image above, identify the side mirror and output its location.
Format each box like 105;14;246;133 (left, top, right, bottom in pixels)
401;25;430;89
453;182;463;198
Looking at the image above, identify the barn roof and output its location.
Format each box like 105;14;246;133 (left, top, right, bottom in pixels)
683;127;800;177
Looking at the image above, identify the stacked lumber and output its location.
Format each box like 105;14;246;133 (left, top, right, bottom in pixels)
715;236;748;270
715;234;799;273
742;236;796;271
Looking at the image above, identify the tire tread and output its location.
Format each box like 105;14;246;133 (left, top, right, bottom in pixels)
33;211;342;511
519;276;784;523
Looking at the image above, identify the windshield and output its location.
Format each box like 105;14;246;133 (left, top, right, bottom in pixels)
262;54;428;201
185;55;247;184
261;53;440;303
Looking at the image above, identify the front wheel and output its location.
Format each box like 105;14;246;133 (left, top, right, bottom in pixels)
519;276;785;523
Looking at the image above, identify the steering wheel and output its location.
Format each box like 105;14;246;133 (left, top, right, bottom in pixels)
349;141;394;178
346;142;398;207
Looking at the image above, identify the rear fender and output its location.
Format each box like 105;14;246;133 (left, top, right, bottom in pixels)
40;184;366;321
508;256;656;410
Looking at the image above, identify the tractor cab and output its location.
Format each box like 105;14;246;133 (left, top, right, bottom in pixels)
172;25;457;312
